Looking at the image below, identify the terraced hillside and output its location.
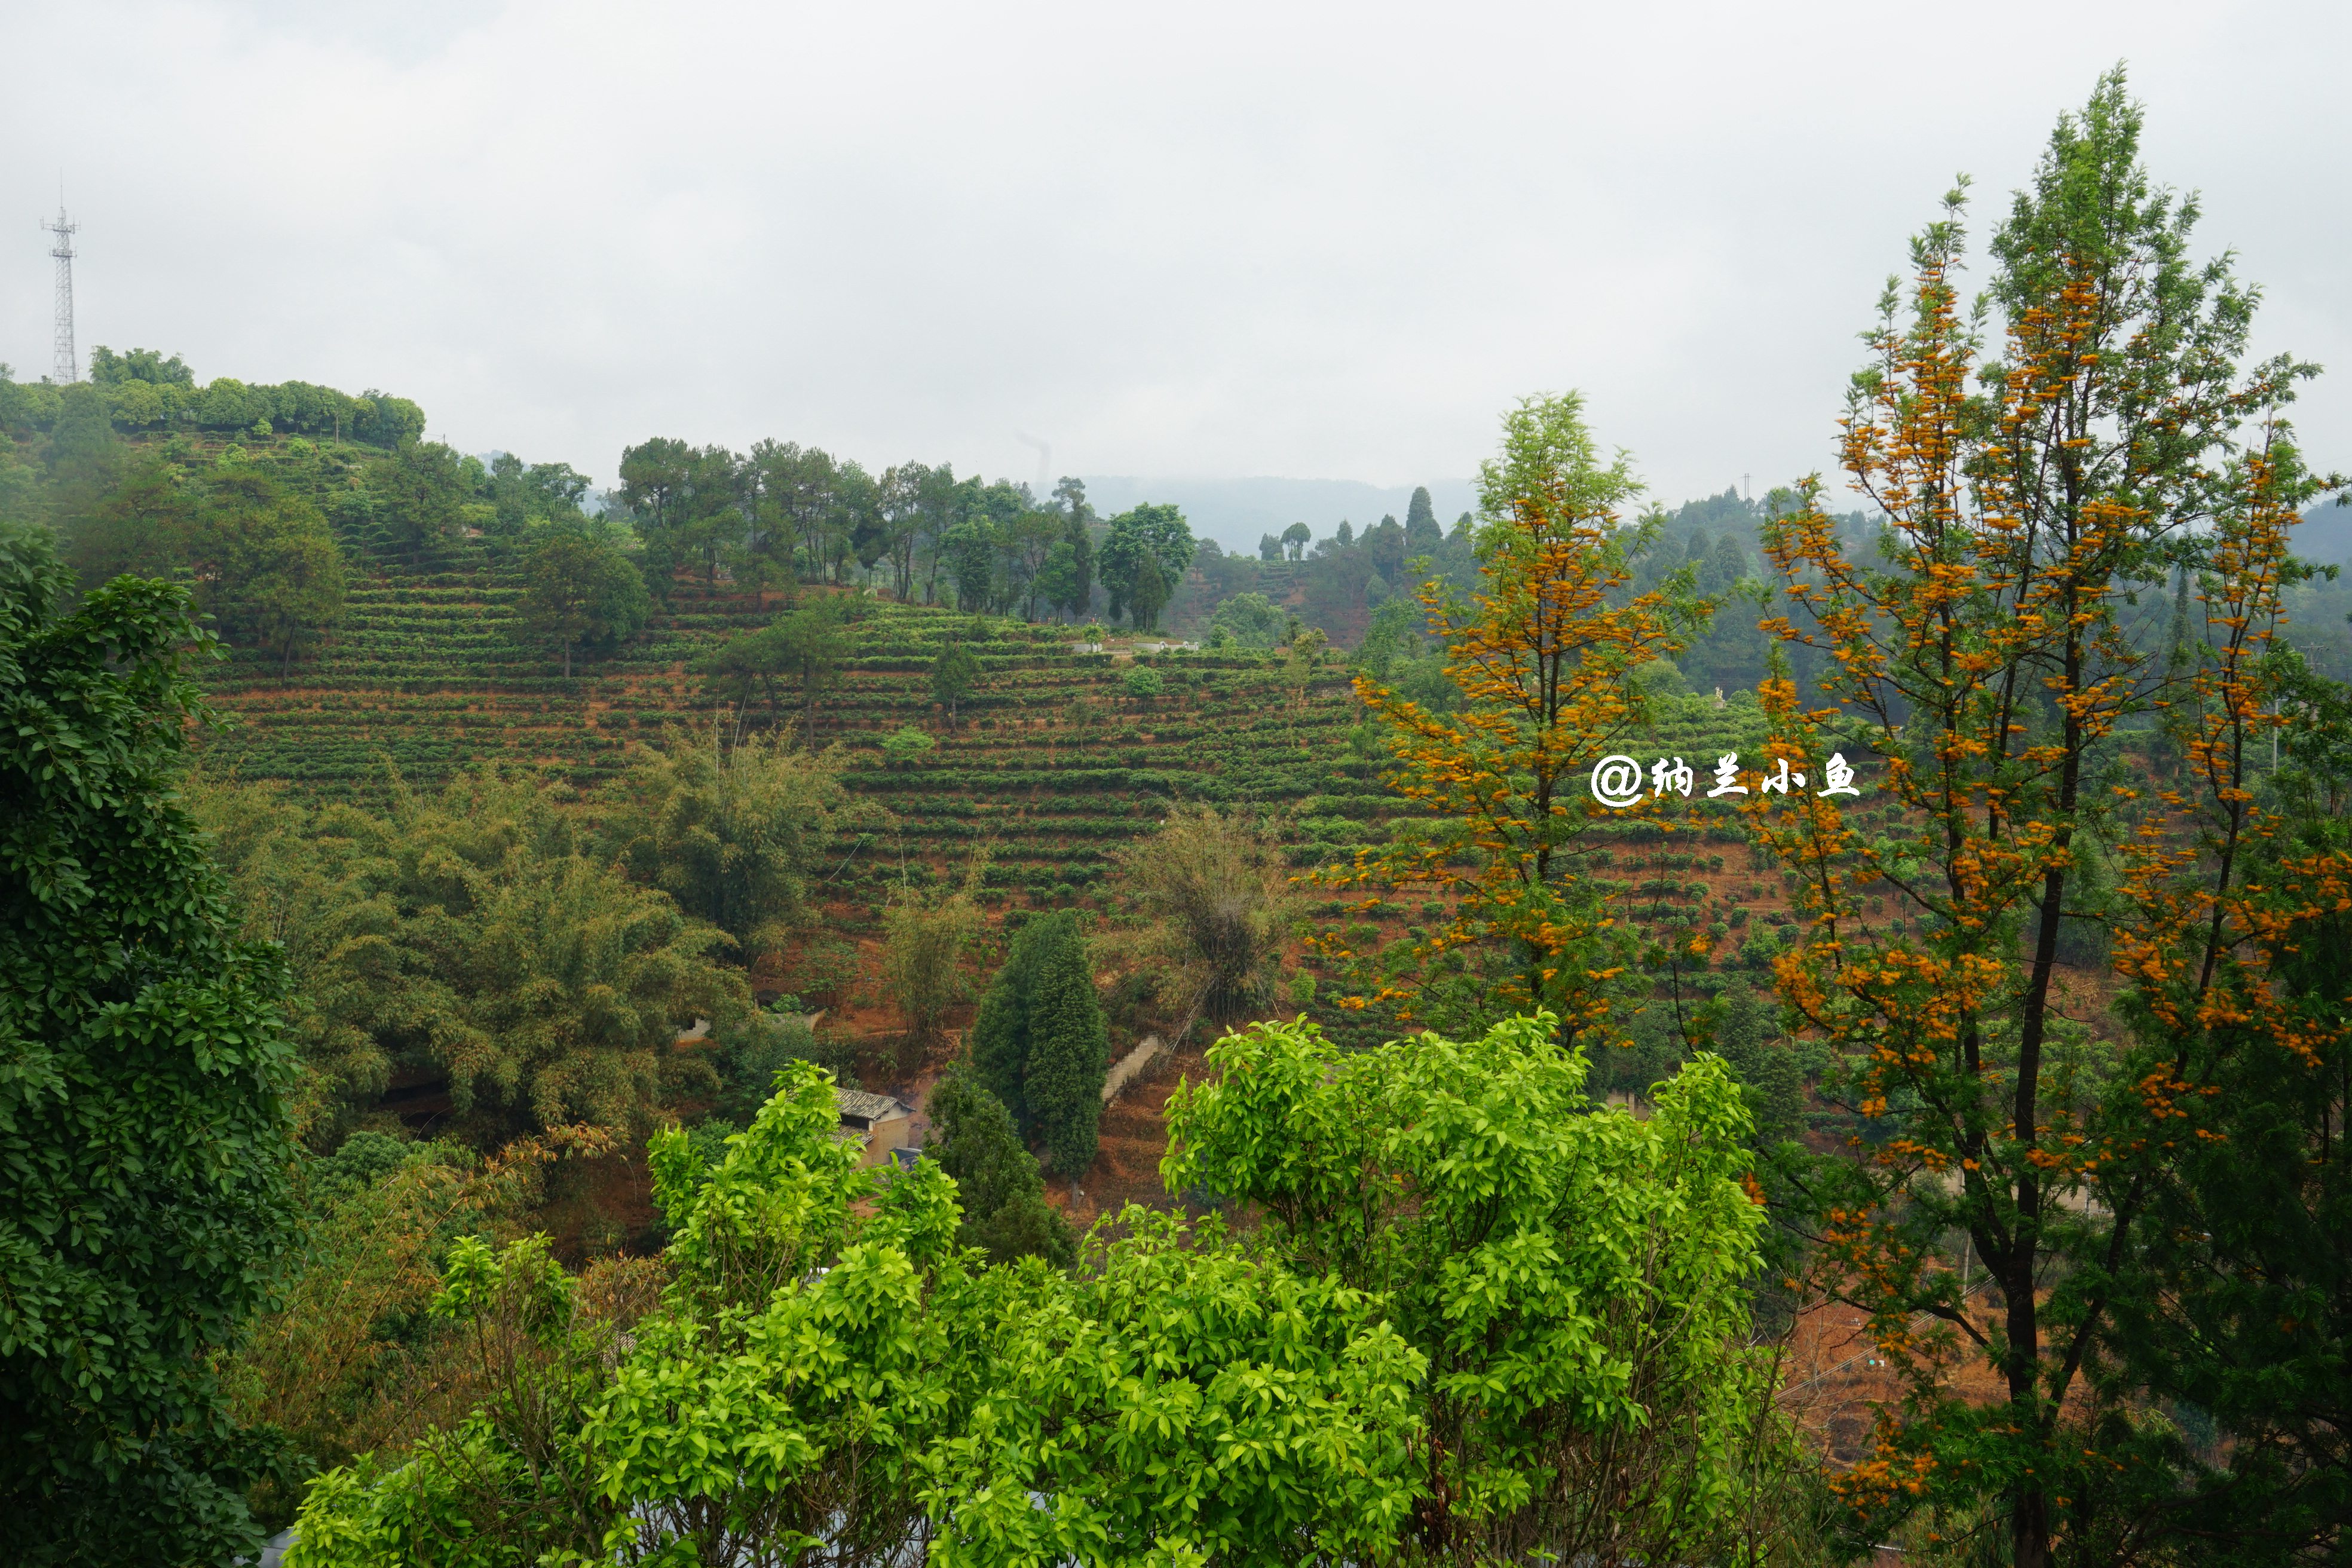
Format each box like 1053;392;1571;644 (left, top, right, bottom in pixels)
198;541;1376;914
186;445;1881;1017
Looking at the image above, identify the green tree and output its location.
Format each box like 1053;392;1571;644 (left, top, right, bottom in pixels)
1164;1011;1816;1566
1100;503;1195;629
921;1203;1423;1564
189;777;406;1145
58;453;194;590
1003;507;1064;619
944;516;998;612
0;521;300;1566
86;345;195;388
483;451;531;534
287;1062;1422;1567
527;460;592;517
517;526;650;677
869;463;926;602
1207;589;1283;649
691;624;791;743
967;912;1108;1175
621;438;745;597
1033;540;1080;620
969;921;1045;1131
198;767;749;1144
483;452;593;537
914;463;968;604
349;390;426;448
709;1007;849;1126
930;639;981;731
1404;483;1441;551
748;440;834;587
2084;651;2352;1561
1755;72;2343;1566
1281;520;1312;560
362;440;468;565
38;387;127;535
924;1067;1074;1266
771;595;847;745
1021;914;1110;1178
618;435;693;587
691;598;849;746
237;520;345;677
190;469;348;675
837;460;886;585
1051;474;1095;614
1126;552;1170;632
222;1134;501;1520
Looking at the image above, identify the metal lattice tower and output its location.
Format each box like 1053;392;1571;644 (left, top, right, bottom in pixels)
42;201;78;385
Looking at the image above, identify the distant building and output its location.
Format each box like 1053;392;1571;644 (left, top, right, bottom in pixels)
834;1088;915;1168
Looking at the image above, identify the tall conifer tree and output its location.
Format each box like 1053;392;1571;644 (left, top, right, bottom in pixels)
963;912;1107;1176
1022;918;1109;1177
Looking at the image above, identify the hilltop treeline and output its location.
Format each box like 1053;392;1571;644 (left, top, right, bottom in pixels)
0;345;1916;697
611;440;1199;630
1;347;425;445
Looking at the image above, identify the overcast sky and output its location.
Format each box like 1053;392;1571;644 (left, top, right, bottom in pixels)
4;0;2345;510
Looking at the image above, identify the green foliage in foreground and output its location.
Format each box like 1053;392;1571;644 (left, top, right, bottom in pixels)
287;1059;1423;1567
1165;1012;1817;1565
282;1017;1828;1567
0;522;301;1566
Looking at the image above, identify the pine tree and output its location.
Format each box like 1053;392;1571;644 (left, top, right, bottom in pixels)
1023;918;1109;1178
966;926;1043;1130
1404;485;1441;552
926;1067;1074;1266
962;912;1108;1177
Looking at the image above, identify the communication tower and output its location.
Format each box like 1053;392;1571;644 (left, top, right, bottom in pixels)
42;200;78;384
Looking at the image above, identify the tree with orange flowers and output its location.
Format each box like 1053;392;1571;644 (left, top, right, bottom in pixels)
1323;391;1707;1038
1750;71;2346;1567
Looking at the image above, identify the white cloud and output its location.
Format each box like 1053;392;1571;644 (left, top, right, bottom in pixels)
5;0;2345;506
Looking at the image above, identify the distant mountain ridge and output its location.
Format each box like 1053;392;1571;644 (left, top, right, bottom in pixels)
1078;475;1479;554
2298;501;2352;566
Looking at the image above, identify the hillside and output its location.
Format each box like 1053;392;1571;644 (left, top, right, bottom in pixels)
185;451;1855;1078
195;511;1374;926
48;427;1867;1083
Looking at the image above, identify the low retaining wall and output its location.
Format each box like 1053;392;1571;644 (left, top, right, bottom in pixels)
1101;1034;1166;1103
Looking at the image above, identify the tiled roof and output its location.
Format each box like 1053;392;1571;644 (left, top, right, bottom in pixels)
835;1089;911;1122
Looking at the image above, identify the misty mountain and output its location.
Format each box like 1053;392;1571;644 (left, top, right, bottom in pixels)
2298;500;2352;566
